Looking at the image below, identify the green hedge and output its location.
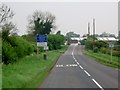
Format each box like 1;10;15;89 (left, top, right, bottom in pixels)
101;47;120;57
48;35;64;50
2;41;18;64
2;36;34;64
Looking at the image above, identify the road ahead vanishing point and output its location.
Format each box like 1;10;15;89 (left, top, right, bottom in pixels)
40;44;118;89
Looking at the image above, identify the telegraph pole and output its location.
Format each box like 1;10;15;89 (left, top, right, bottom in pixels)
93;18;95;50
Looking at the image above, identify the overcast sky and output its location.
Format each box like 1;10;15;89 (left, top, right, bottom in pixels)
3;1;118;36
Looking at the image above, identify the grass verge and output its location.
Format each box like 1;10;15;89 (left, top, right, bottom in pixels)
84;50;120;68
0;63;2;90
2;45;68;88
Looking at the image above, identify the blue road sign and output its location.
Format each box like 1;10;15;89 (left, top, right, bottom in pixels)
37;34;47;42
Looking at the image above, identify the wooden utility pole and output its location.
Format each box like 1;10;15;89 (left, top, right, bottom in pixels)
93;18;95;50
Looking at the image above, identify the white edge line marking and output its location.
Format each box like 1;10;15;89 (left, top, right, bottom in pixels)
84;70;91;76
92;79;104;90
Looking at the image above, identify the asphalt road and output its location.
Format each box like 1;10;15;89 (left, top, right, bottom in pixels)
40;44;119;89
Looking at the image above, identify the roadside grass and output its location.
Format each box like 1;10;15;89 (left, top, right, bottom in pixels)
2;45;68;88
0;39;2;90
84;50;120;68
0;63;2;90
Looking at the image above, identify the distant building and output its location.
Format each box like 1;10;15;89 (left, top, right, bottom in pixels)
99;32;116;38
96;37;118;42
66;32;80;44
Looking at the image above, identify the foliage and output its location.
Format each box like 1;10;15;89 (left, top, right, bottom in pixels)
2;22;17;40
2;46;67;88
28;11;56;35
80;39;86;45
94;40;108;49
2;40;18;64
84;50;120;68
85;38;94;50
2;36;34;64
48;35;64;50
0;4;14;25
22;34;36;42
100;47;120;57
85;38;108;50
93;47;99;53
56;31;61;35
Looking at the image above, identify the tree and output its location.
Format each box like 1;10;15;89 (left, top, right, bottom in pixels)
56;31;61;35
2;22;17;40
27;11;56;35
0;4;17;40
0;4;14;26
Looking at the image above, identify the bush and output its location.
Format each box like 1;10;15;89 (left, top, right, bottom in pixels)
2;36;34;64
80;39;86;45
85;39;93;50
94;40;108;49
48;35;64;50
7;36;34;57
2;41;18;64
100;48;107;54
93;47;99;53
85;39;108;51
100;47;120;57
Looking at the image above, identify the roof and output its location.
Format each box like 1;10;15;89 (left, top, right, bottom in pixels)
71;37;80;41
97;37;117;41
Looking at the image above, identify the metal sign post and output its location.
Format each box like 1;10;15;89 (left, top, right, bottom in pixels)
110;46;112;62
36;34;48;60
109;42;114;62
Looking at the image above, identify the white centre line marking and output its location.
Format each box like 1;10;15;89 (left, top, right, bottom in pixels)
76;62;79;65
92;79;104;90
79;65;83;69
84;70;91;76
72;45;104;90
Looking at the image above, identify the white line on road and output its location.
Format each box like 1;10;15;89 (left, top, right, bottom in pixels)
78;65;83;69
92;79;104;90
72;45;104;90
84;70;91;76
72;52;73;56
76;62;79;65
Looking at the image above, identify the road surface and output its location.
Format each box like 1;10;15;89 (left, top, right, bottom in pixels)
40;44;119;89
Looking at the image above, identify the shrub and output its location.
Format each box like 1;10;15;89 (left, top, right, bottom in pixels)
85;39;93;50
2;36;34;64
2;41;18;64
100;47;120;57
48;35;64;50
93;47;99;53
94;40;108;49
100;48;107;54
7;36;34;57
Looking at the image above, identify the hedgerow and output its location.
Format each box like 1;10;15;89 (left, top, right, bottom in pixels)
2;36;34;64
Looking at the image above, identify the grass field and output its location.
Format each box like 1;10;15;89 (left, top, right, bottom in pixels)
2;45;68;88
84;50;119;68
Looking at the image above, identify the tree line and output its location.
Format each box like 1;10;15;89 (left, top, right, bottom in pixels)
1;4;65;64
